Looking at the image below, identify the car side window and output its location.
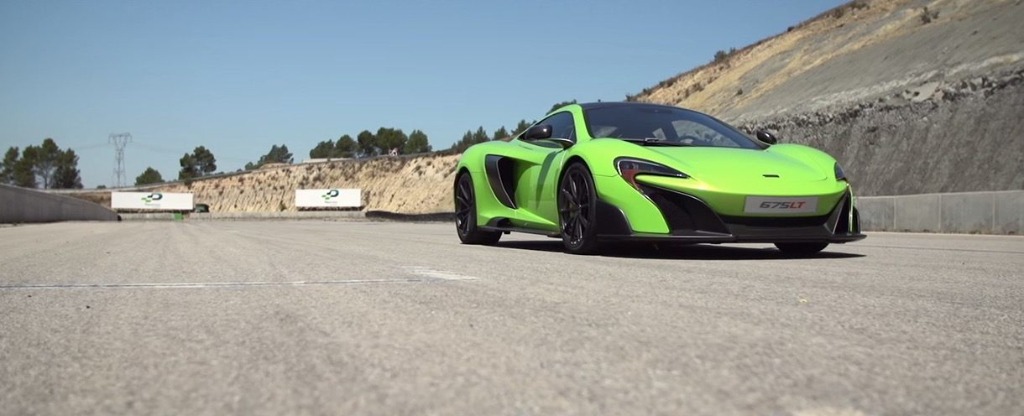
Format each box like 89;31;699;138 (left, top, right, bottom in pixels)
541;112;576;143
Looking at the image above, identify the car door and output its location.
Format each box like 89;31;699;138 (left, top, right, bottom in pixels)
513;111;576;229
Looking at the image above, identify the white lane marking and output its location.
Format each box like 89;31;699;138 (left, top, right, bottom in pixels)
404;267;478;281
1;269;480;290
0;279;423;290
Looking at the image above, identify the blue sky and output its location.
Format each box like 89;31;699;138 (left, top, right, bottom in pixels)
1;0;847;187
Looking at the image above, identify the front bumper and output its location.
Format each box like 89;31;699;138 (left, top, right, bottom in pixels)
595;185;866;244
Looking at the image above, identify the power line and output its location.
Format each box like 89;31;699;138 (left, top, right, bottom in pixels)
74;142;110;151
133;141;183;155
134;141;250;162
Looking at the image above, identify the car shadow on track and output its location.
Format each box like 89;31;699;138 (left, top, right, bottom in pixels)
495;240;865;260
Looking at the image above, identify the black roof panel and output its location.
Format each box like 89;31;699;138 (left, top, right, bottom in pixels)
576;101;689;112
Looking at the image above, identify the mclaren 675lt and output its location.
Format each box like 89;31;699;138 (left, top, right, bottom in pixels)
453;102;865;255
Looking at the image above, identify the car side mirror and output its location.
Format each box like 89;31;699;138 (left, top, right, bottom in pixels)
522;124;574;149
523;124;553;141
756;130;778;145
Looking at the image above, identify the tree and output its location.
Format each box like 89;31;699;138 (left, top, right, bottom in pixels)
512;119;533;137
11;146;35;187
52;148;82;189
261;144;293;165
10;138;62;189
376;127;408;155
548;99;577;114
309;140;335;159
336;135;357;157
13;151;35;187
492;126;510;141
178;153;198;180
192;146;217;175
404;130;431;154
249;144;292;169
32;138;61;189
449;131;468;153
0;146;18;184
471;126;489;143
1;139;83;188
357;130;378;157
135;167;164;185
310;135;357;159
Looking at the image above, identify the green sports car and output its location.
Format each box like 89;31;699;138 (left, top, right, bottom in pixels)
454;102;865;255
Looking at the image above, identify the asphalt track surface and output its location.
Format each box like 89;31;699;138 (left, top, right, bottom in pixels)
1;221;1022;416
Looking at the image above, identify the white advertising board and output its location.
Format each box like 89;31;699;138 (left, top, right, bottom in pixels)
295;189;362;208
111;192;194;211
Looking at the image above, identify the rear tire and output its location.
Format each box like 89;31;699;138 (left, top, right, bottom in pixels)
558;163;601;255
454;172;501;245
774;242;829;256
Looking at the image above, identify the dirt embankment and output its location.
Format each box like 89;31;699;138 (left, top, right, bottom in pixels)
77;154;461;214
631;0;1024;195
190;154;459;213
167;154;460;213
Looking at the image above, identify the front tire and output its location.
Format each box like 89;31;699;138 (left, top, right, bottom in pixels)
454;172;501;245
774;242;829;256
558;163;601;255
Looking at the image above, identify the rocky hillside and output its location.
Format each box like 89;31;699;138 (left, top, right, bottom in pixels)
72;0;1023;212
630;0;1024;195
164;154;460;213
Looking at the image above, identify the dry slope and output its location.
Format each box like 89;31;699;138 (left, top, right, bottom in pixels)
630;0;1024;195
78;154;461;214
632;0;1023;122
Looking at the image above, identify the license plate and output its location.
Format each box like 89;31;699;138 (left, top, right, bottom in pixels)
744;196;818;214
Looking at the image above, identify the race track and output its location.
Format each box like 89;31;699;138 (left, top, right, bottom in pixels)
1;221;1022;415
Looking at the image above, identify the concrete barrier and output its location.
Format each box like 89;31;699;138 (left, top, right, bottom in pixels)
119;210;453;222
1;184;120;223
118;211;368;221
858;191;1022;234
856;196;895;231
10;182;1021;235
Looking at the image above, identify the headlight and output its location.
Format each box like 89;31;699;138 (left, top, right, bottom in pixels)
834;163;847;181
615;158;688;189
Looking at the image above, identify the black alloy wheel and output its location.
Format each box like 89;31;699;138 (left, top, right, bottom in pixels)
455;173;501;245
558;163;601;254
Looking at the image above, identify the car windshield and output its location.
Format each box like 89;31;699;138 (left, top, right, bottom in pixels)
584;105;763;149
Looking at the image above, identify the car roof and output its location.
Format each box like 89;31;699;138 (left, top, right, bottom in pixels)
576;101;690;112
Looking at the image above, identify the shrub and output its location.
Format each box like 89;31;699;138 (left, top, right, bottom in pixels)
920;7;939;24
713;50;729;63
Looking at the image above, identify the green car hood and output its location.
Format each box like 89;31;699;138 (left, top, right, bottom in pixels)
585;141;843;198
644;145;829;183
